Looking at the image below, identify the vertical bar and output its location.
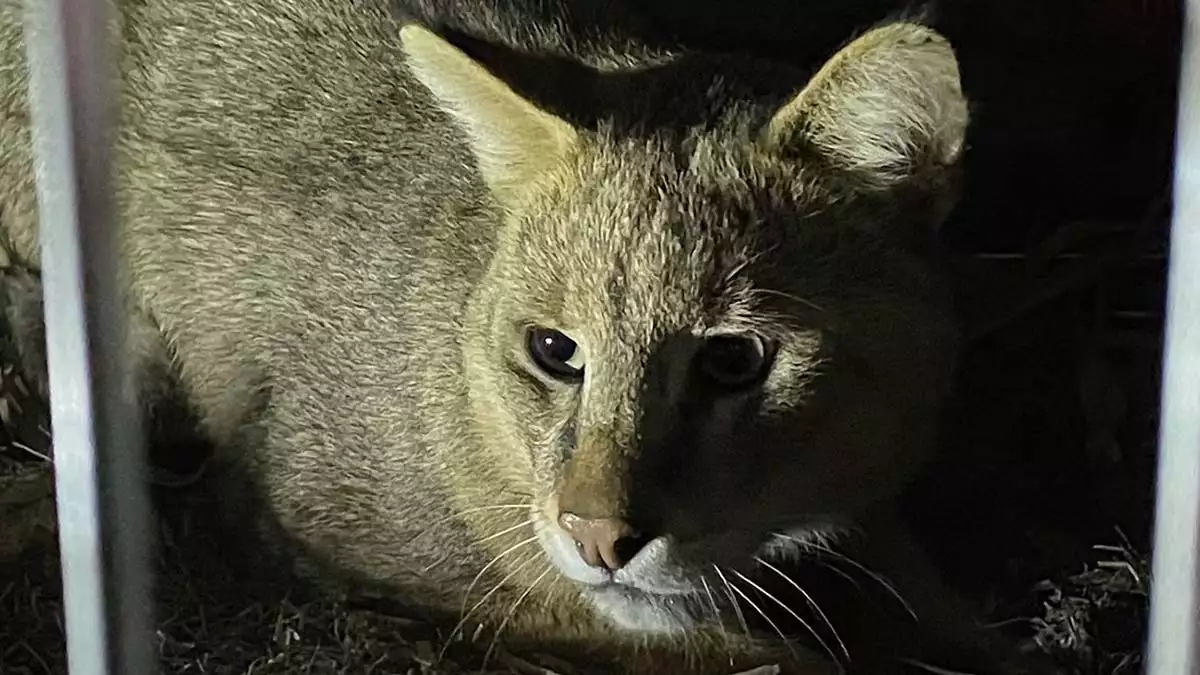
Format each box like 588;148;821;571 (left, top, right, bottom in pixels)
1147;1;1200;674
21;0;155;674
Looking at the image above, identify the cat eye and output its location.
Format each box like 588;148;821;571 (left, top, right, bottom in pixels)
696;334;772;389
528;327;586;380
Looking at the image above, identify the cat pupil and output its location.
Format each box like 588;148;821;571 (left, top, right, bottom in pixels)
529;327;582;378
543;333;575;361
700;335;766;386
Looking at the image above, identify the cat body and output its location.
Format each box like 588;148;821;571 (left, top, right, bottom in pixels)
0;2;1039;672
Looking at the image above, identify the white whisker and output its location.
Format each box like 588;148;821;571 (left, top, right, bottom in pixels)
700;574;736;664
752;557;850;668
699;574;724;628
457;504;534;515
711;565;752;641
773;534;916;621
731;567;840;668
899;657;980;675
720;569;800;664
816;559;864;590
480;565;554;671
752;287;825;312
806;543;916;621
476;518;537;545
458;535;539;615
409;504;533;543
438;550;541;660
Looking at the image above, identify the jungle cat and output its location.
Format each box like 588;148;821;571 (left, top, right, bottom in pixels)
0;1;1049;672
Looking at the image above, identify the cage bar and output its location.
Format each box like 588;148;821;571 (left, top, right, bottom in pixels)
21;0;155;674
1146;0;1200;674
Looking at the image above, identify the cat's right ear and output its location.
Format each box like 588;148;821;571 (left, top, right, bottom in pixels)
400;24;579;210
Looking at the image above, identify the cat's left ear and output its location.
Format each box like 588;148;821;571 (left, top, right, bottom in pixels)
761;22;968;195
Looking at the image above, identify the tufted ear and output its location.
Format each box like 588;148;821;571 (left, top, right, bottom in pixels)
761;22;968;193
400;24;579;208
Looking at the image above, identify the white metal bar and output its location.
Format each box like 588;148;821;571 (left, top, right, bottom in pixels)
21;0;155;674
1147;1;1200;674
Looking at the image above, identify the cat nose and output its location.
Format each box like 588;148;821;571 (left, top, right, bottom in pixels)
558;512;650;570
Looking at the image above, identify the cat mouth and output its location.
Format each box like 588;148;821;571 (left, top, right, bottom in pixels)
586;575;696;597
590;579;680;597
573;560;712;634
532;512;703;596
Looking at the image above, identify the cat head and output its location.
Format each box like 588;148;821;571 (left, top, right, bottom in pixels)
402;19;966;635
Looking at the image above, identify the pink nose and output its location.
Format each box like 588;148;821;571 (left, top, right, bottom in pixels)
557;512;647;570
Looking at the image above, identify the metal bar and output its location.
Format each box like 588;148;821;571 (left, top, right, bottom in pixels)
1147;1;1200;674
21;0;155;674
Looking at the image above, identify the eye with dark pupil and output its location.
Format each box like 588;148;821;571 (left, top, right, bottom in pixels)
698;335;769;387
528;327;584;379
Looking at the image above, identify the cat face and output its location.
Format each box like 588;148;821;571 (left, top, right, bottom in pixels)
402;20;967;635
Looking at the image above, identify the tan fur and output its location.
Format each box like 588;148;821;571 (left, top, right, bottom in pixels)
391;0;675;71
0;1;38;269
0;2;1029;672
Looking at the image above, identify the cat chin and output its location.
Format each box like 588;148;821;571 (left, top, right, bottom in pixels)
583;583;702;635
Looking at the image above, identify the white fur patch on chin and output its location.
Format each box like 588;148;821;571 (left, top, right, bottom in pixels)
585;585;699;635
